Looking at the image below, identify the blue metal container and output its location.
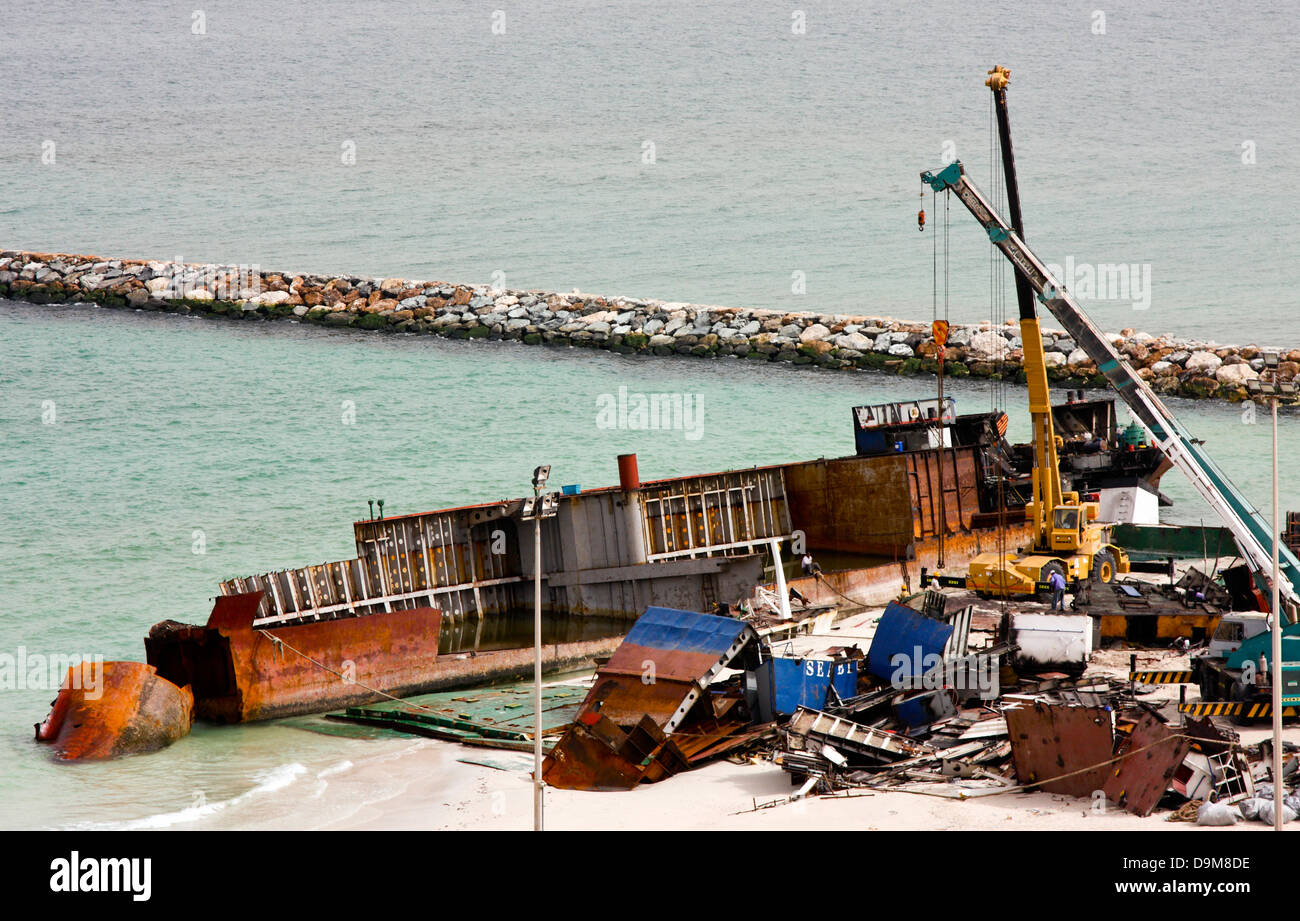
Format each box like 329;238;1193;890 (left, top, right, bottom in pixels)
561;484;581;495
831;659;858;702
867;601;953;683
754;656;859;721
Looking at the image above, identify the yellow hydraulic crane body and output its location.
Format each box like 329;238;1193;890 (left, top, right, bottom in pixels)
965;315;1129;596
960;67;1130;598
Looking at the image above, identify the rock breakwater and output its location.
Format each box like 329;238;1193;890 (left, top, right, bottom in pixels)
3;250;1295;403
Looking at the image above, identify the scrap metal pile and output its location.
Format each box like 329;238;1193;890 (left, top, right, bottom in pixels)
542;606;780;791
765;589;1292;823
339;591;1288;824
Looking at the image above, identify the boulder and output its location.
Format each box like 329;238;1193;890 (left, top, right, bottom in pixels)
1184;350;1223;374
800;323;831;343
833;331;872;352
1216;363;1259;385
968;330;1009;359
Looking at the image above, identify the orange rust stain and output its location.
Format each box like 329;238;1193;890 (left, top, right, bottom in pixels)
36;662;194;761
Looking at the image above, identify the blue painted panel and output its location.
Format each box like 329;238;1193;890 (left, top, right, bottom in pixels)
867;602;953;682
893;690;947;729
831;659;859;701
757;657;860;719
627;606;750;655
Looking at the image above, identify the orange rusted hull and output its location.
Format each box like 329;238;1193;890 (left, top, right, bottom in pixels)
146;591;447;722
36;661;194;761
145;591;619;722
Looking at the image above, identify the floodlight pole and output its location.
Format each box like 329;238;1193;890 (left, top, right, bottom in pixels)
531;468;547;832
527;465;554;832
1252;354;1287;832
534;495;543;830
1271;394;1282;831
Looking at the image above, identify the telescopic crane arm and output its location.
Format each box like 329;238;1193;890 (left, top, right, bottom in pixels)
920;157;1300;619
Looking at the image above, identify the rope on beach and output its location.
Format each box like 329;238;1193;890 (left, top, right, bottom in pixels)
256;629;467;723
1167;799;1205;822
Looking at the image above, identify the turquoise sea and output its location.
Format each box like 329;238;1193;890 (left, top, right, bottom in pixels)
1;0;1296;828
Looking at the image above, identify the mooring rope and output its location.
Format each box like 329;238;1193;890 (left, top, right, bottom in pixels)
812;572;876;610
1010;730;1206;792
257;629;457;720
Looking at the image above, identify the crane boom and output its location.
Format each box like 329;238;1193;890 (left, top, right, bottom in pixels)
921;159;1300;618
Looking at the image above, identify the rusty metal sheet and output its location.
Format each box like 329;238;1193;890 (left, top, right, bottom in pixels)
35;662;194;760
906;445;981;539
542;607;759;790
579;675;701;729
1005;701;1115;798
542;712;689;791
575;607;757;732
603;606;755;682
1103;710;1191;816
782;454;915;556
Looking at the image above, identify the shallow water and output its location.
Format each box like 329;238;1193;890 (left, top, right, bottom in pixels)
2;300;1294;828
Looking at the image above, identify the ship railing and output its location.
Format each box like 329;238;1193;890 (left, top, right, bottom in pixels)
222;564;530;630
645;534;797;563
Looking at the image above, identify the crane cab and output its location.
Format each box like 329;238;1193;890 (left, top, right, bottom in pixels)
1049;501;1100;554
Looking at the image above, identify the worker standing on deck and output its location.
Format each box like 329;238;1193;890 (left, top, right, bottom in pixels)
1049;569;1067;611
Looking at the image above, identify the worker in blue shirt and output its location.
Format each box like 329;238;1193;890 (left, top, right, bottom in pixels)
1048;569;1067;611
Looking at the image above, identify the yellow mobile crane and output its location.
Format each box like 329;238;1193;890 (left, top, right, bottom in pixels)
949;67;1130;597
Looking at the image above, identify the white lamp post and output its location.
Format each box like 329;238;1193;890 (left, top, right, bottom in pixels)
521;465;559;831
1247;354;1297;831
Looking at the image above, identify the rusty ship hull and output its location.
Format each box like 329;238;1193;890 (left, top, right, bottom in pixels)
145;591;624;723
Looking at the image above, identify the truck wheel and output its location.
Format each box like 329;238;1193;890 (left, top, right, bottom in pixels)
1091;549;1116;584
1039;561;1066;600
1040;561;1066;582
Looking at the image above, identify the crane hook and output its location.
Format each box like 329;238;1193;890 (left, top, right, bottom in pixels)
918;191;926;231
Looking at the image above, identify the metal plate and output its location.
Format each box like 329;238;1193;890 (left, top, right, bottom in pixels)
1103;711;1191;816
1005;701;1114;798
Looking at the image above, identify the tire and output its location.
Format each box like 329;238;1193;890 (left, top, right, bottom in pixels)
1039;561;1067;602
1040;561;1066;583
1091;549;1116;584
